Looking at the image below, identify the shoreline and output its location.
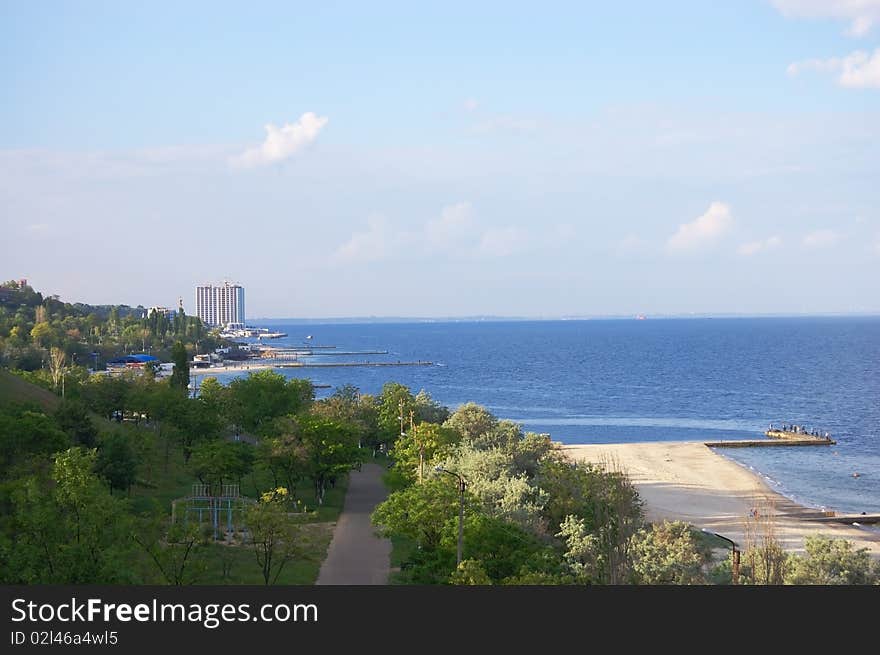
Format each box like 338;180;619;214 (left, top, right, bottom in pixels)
564;441;880;556
187;362;281;375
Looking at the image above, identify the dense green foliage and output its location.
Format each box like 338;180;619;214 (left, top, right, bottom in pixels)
733;532;880;586
169;341;190;392
0;367;366;584
372;397;647;584
0;281;221;376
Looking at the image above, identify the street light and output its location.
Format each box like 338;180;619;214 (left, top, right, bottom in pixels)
702;528;740;585
435;466;467;567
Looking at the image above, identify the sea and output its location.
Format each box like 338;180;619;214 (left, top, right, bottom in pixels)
201;317;880;516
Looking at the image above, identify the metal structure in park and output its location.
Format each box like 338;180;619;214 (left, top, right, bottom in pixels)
173;484;255;540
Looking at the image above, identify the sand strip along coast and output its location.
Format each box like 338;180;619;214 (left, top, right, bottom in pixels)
564;442;880;557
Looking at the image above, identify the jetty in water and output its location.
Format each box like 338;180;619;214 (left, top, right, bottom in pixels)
765;424;833;442
706;438;835;448
278;361;433;368
706;422;836;448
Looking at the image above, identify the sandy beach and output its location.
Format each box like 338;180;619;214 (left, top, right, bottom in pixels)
564;442;880;556
188;362;279;375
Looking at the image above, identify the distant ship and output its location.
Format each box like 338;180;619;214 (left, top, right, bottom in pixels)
218;323;287;339
636;314;647;320
256;330;287;339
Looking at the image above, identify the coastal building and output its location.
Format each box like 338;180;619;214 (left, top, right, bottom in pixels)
147;306;176;318
195;281;245;327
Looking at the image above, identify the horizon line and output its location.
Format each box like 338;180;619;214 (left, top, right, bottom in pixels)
246;311;880;323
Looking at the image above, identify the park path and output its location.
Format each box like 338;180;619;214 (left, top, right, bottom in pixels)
316;463;392;585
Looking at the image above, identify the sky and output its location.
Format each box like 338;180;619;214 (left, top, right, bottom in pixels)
1;0;879;318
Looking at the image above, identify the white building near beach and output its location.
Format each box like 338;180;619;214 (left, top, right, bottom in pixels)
196;281;245;327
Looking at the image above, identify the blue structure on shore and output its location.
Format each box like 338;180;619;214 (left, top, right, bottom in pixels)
106;353;159;367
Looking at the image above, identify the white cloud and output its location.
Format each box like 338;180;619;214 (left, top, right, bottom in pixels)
772;0;880;36
738;236;782;256
839;49;880;86
231;112;328;168
788;48;880;88
463;98;479;112
802;229;841;248
667;202;733;251
331;215;399;264
479;226;528;257
331;202;531;264
426;202;474;247
787;58;841;76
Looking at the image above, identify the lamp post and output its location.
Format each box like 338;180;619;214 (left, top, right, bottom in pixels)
435;467;466;567
702;528;740;585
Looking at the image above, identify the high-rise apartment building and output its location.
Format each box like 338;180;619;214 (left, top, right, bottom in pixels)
195;281;245;327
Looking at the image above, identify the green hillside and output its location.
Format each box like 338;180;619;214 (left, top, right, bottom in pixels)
0;369;60;410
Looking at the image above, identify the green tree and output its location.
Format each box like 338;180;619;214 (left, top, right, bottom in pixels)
167;397;223;463
630;521;709;585
438;442;547;532
299;415;360;504
227;371;313;436
29;321;52;347
372;478;464;550
54;399;98;447
439;512;546;583
7;448;133;583
740;540;789;585
376;382;415;450
556;514;605;583
0;404;69;477
94;432;138;494
390;422;460;485
311;384;378;450
142;382;188;469
169;341;190;392
81;374;129;421
134;519;207;585
198;376;228;419
414;389;450;424
443;402;498;442
190;440;255;493
450;559;492;585
786;535;877;585
538;458;643;583
246;488;299;585
259;417;308;497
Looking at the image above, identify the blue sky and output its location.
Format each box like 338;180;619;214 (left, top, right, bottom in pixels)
2;1;879;318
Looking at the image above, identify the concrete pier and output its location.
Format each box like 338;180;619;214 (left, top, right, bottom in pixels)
278;361;433;368
706;438;836;448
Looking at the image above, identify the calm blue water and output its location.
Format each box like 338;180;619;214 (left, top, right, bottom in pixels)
203;318;880;514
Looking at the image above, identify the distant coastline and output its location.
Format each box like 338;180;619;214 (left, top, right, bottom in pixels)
249;313;880;325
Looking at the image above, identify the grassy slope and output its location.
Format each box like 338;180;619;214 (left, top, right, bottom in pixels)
0;369;60;411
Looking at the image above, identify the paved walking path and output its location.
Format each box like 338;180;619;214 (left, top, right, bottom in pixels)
316;463;392;585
